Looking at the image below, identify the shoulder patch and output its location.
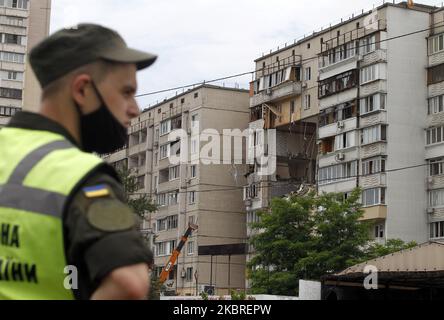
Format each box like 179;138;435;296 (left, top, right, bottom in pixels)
87;199;136;232
83;184;111;199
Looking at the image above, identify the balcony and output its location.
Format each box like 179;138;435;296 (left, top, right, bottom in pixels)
426;142;444;160
426;112;444;128
360;80;387;97
319;88;358;111
161;107;182;121
360;142;387;159
429;51;444;68
360;49;387;67
318;147;359;168
319;118;357;139
360;173;387;189
250;81;302;108
359;206;387;221
427;175;444;190
128;142;147;156
360;111;387;128
319;56;358;81
318;178;356;194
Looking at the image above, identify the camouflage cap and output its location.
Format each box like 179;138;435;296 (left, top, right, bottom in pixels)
29;23;157;88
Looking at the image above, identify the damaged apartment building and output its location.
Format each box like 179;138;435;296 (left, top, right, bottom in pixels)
104;84;250;296
245;1;444;264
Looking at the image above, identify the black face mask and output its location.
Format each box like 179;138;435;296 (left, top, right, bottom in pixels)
75;82;128;155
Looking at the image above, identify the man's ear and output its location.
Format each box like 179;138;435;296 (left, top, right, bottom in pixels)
71;74;96;113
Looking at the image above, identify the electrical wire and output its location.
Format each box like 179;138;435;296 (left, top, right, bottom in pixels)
135;20;444;99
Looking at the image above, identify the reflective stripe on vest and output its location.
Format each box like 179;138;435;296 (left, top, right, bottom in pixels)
0;128;104;300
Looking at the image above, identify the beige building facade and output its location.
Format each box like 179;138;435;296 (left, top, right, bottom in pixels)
0;0;51;127
105;84;250;296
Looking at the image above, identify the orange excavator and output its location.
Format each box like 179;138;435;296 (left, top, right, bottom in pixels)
159;223;198;284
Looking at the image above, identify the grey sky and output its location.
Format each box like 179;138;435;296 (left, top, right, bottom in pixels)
50;0;442;109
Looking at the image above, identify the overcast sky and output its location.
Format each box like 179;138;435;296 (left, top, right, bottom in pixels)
50;0;442;109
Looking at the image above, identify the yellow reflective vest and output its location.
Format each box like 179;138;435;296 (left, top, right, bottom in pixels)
0;127;105;300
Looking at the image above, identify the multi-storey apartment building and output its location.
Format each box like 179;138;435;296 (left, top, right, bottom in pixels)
0;0;51;127
245;1;438;269
425;8;444;240
105;84;250;296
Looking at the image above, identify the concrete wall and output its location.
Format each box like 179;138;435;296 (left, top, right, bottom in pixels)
23;0;51;112
384;6;429;242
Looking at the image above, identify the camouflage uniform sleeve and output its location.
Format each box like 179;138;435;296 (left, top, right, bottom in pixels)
63;170;153;297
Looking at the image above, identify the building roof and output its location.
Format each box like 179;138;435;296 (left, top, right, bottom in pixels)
141;84;249;114
323;242;444;288
255;1;437;63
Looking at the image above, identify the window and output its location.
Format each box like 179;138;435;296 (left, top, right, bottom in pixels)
244;183;260;199
157;215;178;231
430;158;444;176
167;215;178;229
189;191;196;204
169;166;180;180
426;126;444;145
360;94;386;115
319;41;357;68
160;120;171;136
190;165;197;178
318;161;357;185
362;157;386;176
360;35;376;55
361;125;387;145
428;95;444;115
186;267;193;282
362;188;386;207
360;64;378;84
304;94;311;110
304;67;311;81
187;241;195;255
191;114;199;129
247;211;261;224
156;193;167;207
0;106;19;116
168;191;179;206
375;224;385;239
429;189;444;207
0;87;21;99
156;242;167;256
191;138;199;154
11;0;28;9
4;33;20;45
154;176;158;192
430;221;444;239
431;34;444;54
136;175;145;190
428;64;444;85
194;93;199;99
1;52;24;63
160;144;170;159
335;131;356;150
181;98;185;104
290;101;295;114
318;70;358;98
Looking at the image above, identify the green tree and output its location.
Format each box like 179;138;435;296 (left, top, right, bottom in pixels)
248;188;416;296
116;165;156;219
349;239;417;266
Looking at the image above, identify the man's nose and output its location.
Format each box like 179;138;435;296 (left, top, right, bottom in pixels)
128;101;141;119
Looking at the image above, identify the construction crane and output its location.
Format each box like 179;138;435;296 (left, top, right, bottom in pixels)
159;223;198;284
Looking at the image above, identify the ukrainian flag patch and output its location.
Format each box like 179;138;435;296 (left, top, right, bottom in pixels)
83;184;111;198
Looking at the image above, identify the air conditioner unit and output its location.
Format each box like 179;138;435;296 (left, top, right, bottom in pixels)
187;128;192;135
337;121;345;129
427;177;434;189
302;83;308;89
180;269;186;278
245;199;253;207
336;153;346;161
427;208;435;215
265;88;272;96
154;141;159;147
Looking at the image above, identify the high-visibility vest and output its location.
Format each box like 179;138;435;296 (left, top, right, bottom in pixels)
0;127;106;300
